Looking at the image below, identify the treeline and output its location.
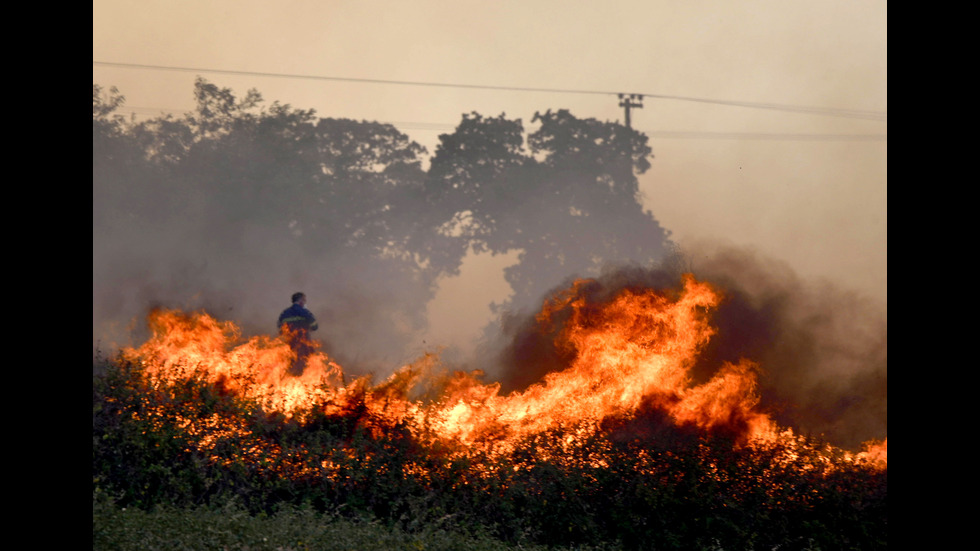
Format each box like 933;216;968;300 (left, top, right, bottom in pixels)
93;79;672;369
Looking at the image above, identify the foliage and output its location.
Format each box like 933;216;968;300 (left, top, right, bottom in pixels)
422;109;670;312
93;495;592;551
93;357;886;550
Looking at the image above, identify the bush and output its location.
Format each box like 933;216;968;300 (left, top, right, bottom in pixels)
93;357;886;550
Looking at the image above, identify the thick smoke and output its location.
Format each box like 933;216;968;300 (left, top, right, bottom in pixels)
481;243;886;451
689;243;886;450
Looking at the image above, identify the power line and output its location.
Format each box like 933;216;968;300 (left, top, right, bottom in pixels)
112;105;886;142
648;131;886;141
93;61;887;122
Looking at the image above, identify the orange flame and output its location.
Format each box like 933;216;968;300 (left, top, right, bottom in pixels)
119;274;884;470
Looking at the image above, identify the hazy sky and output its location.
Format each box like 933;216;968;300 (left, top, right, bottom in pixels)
93;1;886;353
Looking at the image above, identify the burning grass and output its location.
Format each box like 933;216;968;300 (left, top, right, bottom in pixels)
93;274;886;549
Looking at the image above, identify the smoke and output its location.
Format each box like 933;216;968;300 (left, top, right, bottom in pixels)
92;210;428;377
690;242;886;449
94;183;886;450
481;242;886;450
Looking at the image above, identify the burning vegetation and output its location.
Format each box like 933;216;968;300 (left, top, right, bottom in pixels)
93;272;886;549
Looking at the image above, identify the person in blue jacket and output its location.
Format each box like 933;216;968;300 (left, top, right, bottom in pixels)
278;292;319;374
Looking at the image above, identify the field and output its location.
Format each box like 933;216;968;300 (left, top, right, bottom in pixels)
94;497;592;551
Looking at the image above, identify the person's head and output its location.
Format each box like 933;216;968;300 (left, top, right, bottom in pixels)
291;292;306;305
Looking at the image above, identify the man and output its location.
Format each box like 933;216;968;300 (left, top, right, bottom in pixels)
278;292;319;375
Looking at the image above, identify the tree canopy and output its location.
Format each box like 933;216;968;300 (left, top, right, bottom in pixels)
94;79;673;368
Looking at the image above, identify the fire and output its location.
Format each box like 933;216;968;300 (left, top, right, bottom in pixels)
121;307;347;418
857;438;888;465
118;274;885;472
421;275;775;454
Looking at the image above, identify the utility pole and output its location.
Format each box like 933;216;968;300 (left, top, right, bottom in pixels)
618;93;644;128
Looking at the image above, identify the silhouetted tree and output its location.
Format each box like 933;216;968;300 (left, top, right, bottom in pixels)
503;109;669;309
423;112;528;277
94;85;148;227
307;118;428;261
424;109;671;314
94;79;440;370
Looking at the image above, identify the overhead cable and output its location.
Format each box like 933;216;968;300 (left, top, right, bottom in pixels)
93;61;887;122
